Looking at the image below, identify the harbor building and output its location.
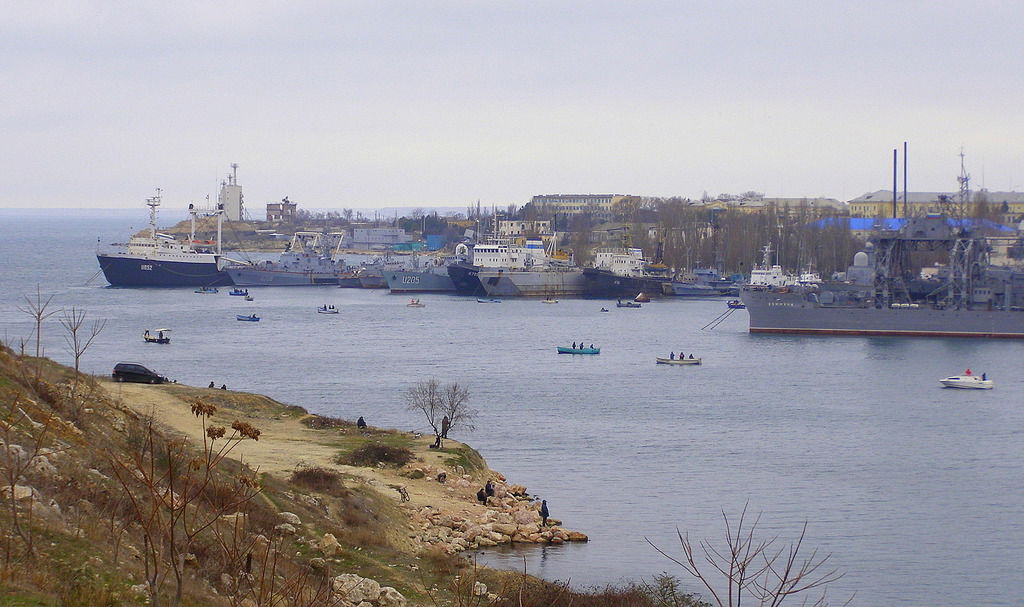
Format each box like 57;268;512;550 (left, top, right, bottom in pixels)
351;227;411;249
848;190;1024;222
530;194;629;222
266;197;297;222
497;220;551;237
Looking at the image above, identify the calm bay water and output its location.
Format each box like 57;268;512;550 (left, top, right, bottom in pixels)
1;210;1022;606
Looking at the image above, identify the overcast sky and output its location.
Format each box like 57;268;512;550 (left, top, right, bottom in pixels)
3;1;1022;210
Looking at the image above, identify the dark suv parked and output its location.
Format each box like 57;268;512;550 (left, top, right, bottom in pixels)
112;362;166;384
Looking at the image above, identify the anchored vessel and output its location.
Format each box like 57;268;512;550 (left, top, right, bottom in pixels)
740;216;1024;338
96;190;231;287
384;252;460;293
225;232;344;286
582;247;672;297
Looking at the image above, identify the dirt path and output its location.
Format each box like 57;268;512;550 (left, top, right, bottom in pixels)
100;381;486;514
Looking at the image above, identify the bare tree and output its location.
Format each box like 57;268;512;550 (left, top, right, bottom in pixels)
59;307;106;378
440;382;476;437
17;286;58;360
648;504;850;607
406;379;477;447
405;379;444;439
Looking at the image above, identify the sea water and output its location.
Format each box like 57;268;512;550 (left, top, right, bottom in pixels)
1;210;1022;606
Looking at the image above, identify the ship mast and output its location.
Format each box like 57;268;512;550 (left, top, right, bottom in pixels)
146;188;162;240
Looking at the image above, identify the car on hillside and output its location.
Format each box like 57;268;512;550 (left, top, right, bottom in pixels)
112;362;166;384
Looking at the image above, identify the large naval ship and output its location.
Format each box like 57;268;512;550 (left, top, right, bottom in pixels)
96;190;232;287
740;216;1024;338
225;232;344;286
384;251;460;293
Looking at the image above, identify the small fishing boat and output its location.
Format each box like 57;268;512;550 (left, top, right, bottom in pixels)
143;329;170;344
407;298;425;308
229;288;249;296
236;314;260;322
557;346;600;355
194;286;219;294
656;356;701;365
634;292;651;303
477;298;502;303
939;374;992;389
616;300;641;308
317;305;339;314
600;308;609;312
542;298;559;304
244;295;254;301
726;300;746;309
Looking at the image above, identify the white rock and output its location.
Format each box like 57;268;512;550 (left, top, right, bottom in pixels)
473;581;488;596
278;511;301;525
378;587;408;607
333;574;381;604
1;485;37;502
274;523;297;535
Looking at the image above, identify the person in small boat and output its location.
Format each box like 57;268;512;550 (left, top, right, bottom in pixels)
144;329;151;338
689;354;694;359
982;372;987;380
158;331;163;340
357;416;366;430
670;352;675;359
589;344;594;349
966;368;971;376
572;342;577;349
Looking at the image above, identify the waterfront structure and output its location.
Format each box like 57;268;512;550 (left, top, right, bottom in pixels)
96;189;232;287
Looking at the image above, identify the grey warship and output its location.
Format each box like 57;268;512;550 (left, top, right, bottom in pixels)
740;216;1024;338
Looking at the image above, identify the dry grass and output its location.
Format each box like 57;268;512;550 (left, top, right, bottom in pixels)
289;465;346;496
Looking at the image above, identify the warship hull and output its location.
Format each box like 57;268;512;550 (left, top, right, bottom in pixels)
478;269;586;297
384;269;456;292
448;262;485;295
581;268;668;298
740;288;1024;338
225;267;338;286
97;254;232;287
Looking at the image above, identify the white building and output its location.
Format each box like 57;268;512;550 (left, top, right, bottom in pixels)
351;227;410;249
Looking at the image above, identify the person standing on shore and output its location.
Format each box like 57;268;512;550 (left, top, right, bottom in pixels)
540;500;549;527
441;415;450;438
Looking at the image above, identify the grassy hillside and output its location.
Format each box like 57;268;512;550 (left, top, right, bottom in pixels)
0;347;706;607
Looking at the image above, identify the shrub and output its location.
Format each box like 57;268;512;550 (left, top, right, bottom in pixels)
289;465;345;496
301;415;351;430
337;444;413;468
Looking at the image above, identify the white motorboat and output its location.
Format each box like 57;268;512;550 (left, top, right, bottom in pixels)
939;375;993;389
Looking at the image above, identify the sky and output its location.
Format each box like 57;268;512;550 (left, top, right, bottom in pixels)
2;1;1023;210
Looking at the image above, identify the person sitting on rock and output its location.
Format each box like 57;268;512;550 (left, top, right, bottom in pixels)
485;480;494;497
357;416;367;430
208;381;215;389
477;488;487;504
